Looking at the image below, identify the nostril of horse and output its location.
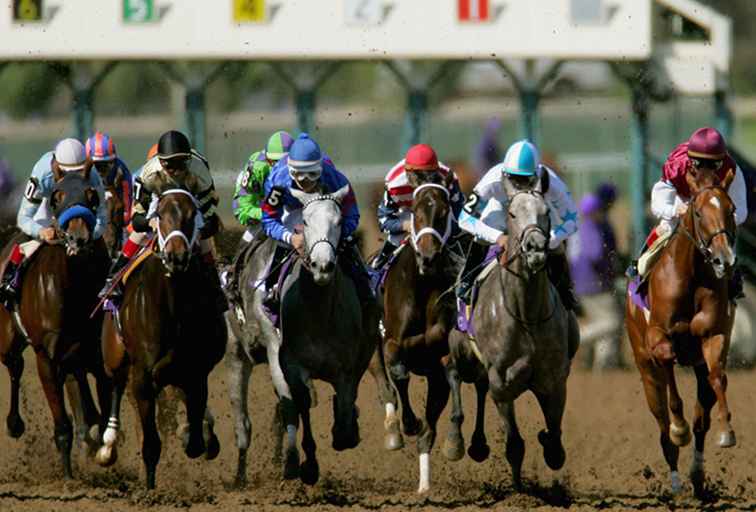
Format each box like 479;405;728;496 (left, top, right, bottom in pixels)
323;261;335;273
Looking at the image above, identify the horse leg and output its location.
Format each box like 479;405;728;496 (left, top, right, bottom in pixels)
384;336;421;436
225;340;253;486
182;380;208;459
66;372;100;456
368;344;403;451
534;385;567;471
2;339;26;438
35;346;74;478
467;378;491;463
639;362;681;494
203;406;221;461
702;334;735;448
690;363;716;498
271;395;284;465
280;394;300;480
95;365;127;467
291;377;319;486
332;378;360;451
132;371;161;489
442;356;465;462
416;370;450;494
665;364;691;447
494;399;525;490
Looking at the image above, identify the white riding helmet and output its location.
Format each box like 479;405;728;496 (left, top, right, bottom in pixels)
54;138;87;172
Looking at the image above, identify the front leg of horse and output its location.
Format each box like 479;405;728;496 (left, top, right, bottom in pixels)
494;398;525;490
96;367;127;467
416;371;450;494
702;334;736;448
690;364;717;498
35;348;74;478
332;379;360;451
367;344;403;451
534;386;567;471
442;355;465;462
2;342;26;439
65;372;100;457
133;373;161;489
664;365;691;447
385;337;421;436
468;378;491;462
225;340;253;486
279;395;300;480
182;381;209;459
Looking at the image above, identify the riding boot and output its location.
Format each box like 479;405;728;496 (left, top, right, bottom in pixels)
202;252;229;314
262;243;289;311
370;240;397;270
456;241;489;305
0;260;20;310
99;253;130;300
547;251;580;312
729;266;746;301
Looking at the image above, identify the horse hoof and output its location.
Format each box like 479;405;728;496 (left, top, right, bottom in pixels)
185;438;206;459
95;445;118;467
300;459;320;485
669;422;692;447
689;468;705;497
718;430;736;448
467;442;490;463
6;415;25;439
283;449;300;480
442;436;465;462
204;433;221;460
538;430;566;470
384;431;404;451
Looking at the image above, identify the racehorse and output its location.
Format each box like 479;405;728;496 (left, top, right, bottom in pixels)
226;207;400;488
95;189;226;489
444;172;579;488
97;165;128;258
0;171;110;478
625;167;738;497
380;179;460;493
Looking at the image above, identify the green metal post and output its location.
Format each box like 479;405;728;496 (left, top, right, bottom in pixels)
714;90;733;141
402;90;428;151
73;87;95;142
185;88;206;154
520;89;540;143
296;90;316;134
630;87;650;252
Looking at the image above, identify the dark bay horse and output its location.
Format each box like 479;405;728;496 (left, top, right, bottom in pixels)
445;173;579;489
96;189;226;489
626;168;738;497
381;180;460;493
0;171;110;478
97;165;128;258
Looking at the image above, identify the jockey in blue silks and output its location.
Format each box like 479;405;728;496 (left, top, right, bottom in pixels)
260;132;369;308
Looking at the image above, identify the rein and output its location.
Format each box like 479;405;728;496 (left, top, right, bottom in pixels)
410;183;453;250
676;185;735;268
155;189;199;253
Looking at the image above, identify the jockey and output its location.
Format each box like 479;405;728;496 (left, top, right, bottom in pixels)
260;132;368;308
372;143;465;269
98;130;226;312
224;130;293;306
628;127;748;298
0;138;107;308
456;139;580;310
85;131;133;226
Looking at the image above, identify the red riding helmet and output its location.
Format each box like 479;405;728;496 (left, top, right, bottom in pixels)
687;127;727;160
404;144;439;172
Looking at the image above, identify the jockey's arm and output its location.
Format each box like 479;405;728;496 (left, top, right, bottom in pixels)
17;154;53;238
650;180;679;221
543;167;578;249
339;183;360;239
731;166;748;226
88;171;108;239
232;161;265;226
377;187;405;235
448;174;465;236
261;181;293;244
458;169;506;244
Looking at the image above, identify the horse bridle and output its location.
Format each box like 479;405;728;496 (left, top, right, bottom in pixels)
410;183;453;251
678;185;736;265
155;188;200;253
299;193;342;264
501;189;552;270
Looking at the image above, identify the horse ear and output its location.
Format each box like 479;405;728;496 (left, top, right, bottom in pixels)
538;168;550;194
331;184;351;204
50;189;63;212
685;168;699;194
82;160;93;181
51;159;65;183
722;167;735;190
85;187;100;211
406;171;420;189
501;174;516;198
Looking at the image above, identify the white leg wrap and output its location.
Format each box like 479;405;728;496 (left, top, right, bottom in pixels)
385;403;396;418
103;416;119;446
670;470;682;494
286;424;297;446
418;453;430;494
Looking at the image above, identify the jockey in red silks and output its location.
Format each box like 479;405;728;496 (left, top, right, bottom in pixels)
85;131;133;227
629;127;748;299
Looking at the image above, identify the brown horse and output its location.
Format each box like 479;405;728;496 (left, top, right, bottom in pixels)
381;179;460;493
97;165;128;258
0;171;110;478
626;167;737;497
96;189;226;489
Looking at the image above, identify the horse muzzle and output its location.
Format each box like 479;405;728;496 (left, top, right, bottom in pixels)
524;250;547;273
311;258;336;286
162;250;190;275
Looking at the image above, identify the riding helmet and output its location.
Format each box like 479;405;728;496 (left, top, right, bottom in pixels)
85;132;117;162
54;138;87;172
687;127;727;160
501;140;540;176
404;144;439;172
265;131;294;162
287;133;322;173
157;130;192;160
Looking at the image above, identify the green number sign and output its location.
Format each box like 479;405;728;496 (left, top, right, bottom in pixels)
123;0;156;23
13;0;44;22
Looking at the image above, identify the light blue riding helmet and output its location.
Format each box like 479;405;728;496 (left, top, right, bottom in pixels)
501;140;540;177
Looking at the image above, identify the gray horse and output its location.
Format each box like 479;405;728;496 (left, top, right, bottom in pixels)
225;185;398;486
444;174;579;488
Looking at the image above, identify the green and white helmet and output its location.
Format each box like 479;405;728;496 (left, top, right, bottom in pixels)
265;131;294;162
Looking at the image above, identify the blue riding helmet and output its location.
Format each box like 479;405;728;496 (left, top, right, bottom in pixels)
288;133;323;181
501;140;540;177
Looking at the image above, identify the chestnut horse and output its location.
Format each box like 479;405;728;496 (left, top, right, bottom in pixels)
626;167;737;497
96;189;226;489
381;178;460;493
0;171;110;478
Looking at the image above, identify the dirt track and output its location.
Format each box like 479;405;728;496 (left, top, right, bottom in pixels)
0;350;755;511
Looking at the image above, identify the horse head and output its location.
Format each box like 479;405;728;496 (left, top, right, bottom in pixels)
410;177;452;276
290;185;350;286
501;171;551;273
156;189;198;275
101;166;126;258
50;171;99;256
684;166;737;279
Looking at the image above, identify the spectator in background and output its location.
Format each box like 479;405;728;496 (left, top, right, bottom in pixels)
570;192;622;370
0;158;19;224
473;118;501;178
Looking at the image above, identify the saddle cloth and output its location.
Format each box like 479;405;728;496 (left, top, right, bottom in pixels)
638;225;674;278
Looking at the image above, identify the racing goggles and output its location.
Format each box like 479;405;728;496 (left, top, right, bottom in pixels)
504;172;539;189
288;162;322;182
690;157;724;171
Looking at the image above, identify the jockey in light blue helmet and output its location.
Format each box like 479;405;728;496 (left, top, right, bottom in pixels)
500;139;541;189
